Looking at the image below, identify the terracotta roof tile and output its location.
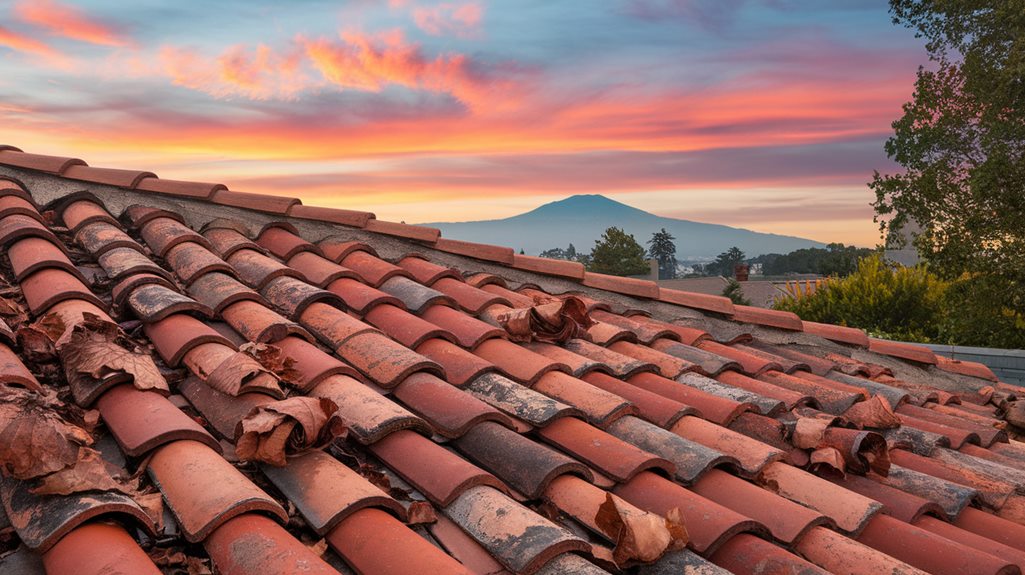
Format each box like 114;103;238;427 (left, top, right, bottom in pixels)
139;217;210;258
581;272;659;299
0;149;85;173
327;508;473;574
123;204;185;228
187;272;266;314
1;214;60;248
803;320;870;347
62;165;155;188
317;238;376;262
97;246;172;282
203;514;336;575
325;277;405;314
609;340;695;378
524;341;610;377
7;236;81;283
20;268;106;314
709;533;829;575
0;344;42;391
203;227;264;258
511;254;586;280
795;525;927;575
364;303;456;348
672;415;783;476
658;287;735;315
287;204;374;228
465;372;582;426
260;275;343;318
434;237;515;264
165;242;234;285
758;461;882;534
337;331;444;387
378;275;455;313
310;375;431;443
364;218;440;243
144;313;235;366
415;337;496;385
392;372;511;437
649;339;741;376
256;225;321;260
126;283;213;322
396;255;459;285
134;176;226;198
40;523;161;575
533;371;636;427
731;304;803;331
935;354;998;381
582;372;695;428
224;299;311;343
210;189;300;214
632;372;756;425
536;416;674;482
97;384;221;456
605;415;738;484
0;195;40;221
869;338;938;365
286;251;358;287
227;248;302;290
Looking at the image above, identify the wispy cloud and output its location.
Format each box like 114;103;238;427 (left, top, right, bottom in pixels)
413;2;484;37
0;24;66;64
14;0;128;47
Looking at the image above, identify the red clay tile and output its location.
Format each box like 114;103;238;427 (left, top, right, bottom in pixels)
434;237;516;264
203;227;263;258
586;321;639;346
139;217;210;258
759;370;863;414
483;283;536;307
935;354;998;381
731;343;811;373
326;277;405;313
337;331;443;388
62;164;154;188
211;189;300;214
671;415;783;476
797;525;928;575
298;301;376;347
287;204;374;227
73;221;140;257
365;218;440;243
466;371;581;426
615;471;766;554
127;283;212;323
327;507;473;574
511;254;586;280
803;320;870;347
915;515;1025;570
537;416;673;482
583;372;694;428
271;336;359;390
318;238;376;262
475;338;570;384
228;248;304;289
694;469;829;544
858;514;1016;575
758;461;882;534
368;429;505;505
178;373;278;436
869;338;937;364
658;288;735;315
286;251;357;287
533;371;636;427
429;513;508;574
187;272;266;314
954;506;1025;552
110;273;174;307
0;319;13;347
445;485;588;574
454;421;591;498
608;341;695;378
144;313;234;366
224;300;312;343
396;256;460;285
393;372;511;437
21;268;106;314
897;412;981;449
97;384;220;456
415;337;496;385
629;372;752;426
97;246;171;282
524;341;611;377
0;195;43;221
834;472;943;522
203;514;335;575
715;370;811;411
310;375;432;443
164;242;233;285
379;276;456;313
899;403;1005;446
7;236;81;283
636;319;710;346
364;303;456;348
581;272;659;299
730;304;803;331
0;149;85;173
261;276;343;318
123;204;185;228
148;440;288;541
1;214;60;248
337;250;406;287
710;533;829;575
41;523;161;575
421;304;505;348
135;176;226;198
591;310;678;343
748;341;835;375
0;343;42;391
607;415;739;484
1;474;155;552
254;225;320;261
648;339;741;376
435;278;513;314
262;449;405;534
697;340;780;375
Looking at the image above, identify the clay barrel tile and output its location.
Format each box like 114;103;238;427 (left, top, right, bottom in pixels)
178;374;277;437
256;225;321;260
396;256;461;285
671;416;784;477
97;384;221;456
421;305;506;349
287;204;375;228
127;283;213;323
659;288;736;315
41;523;162;575
210;189;300;214
465;372;583;427
532;371;637;428
591;311;680;343
796;526;930;575
0;214;61;249
340;250;409;287
310;375;432;443
203;227;263;258
164;242;234;285
525;342;611;378
261;450;406;535
368;429;505;505
317;238;377;263
337;331;444;388
325;277;405;314
914;514;1025;568
0;343;43;391
298;302;377;348
97;247;172;282
432;278;511;313
61;164;154;188
364;218;440;243
20;268;106;315
453;421;592;498
110;273;175;307
629;372;754;426
0;149;85;173
731;343;811;374
187;272;266;314
715;371;815;411
876;463;979;520
203;514;336;575
954;506;1025;551
444;485;590;575
583;372;696;428
272;336;360;390
709;533;829;575
757;461;882;534
378;276;456;314
730;305;804;331
511;254;586;280
474;338;570;384
606;415;740;484
139;217;210;258
7;237;82;282
698;341;782;376
563;339;657;379
429;513;508;574
74;221;140;257
123;205;185;228
60;200;121;232
434;238;515;264
392;372;512;438
650;340;742;377
364;303;457;349
147;440;288;542
260;276;344;319
227;248;303;290
286;251;358;287
484;283;535;307
415;338;497;386
223;300;312;343
608;340;696;379
537;416;675;482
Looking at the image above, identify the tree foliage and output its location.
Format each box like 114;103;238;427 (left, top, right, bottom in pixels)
722;278;751;306
647;228;677;279
752;244;875;276
871;0;1025;337
588;227;650;276
703;247;746;277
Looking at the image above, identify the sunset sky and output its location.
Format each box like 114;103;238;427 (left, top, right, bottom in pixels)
0;0;925;246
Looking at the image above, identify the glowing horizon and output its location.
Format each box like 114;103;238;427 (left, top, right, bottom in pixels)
0;1;925;247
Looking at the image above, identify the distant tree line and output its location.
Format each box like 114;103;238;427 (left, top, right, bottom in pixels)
534;227;678;278
750;243;874;277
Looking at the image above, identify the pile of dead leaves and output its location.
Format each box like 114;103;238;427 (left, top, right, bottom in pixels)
235;397;347;466
59;313;168;395
203;342;299;397
496;296;594;344
791;405;893;478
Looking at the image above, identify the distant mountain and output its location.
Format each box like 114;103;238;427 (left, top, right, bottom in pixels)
425;194;825;259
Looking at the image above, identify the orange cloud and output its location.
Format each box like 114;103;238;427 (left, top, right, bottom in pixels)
0;24;65;63
413;2;483;37
158;44;311;100
14;0;127;47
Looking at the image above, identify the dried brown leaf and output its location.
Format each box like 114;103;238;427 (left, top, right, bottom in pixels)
0;388;92;480
15;326;57;363
306;538;328;557
496;296;594;343
186;557;213;575
60;314;167;393
407;501;437;525
809;447;846;479
843;396;902;429
30;448;128;496
664;507;688;551
240;342;302;388
595;493;673;565
134;491;165;532
206;351;280;396
234;397;346;466
792;417;832;449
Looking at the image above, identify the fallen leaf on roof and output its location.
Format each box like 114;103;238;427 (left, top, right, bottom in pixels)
496;296;594;343
0;295;28;329
0;388;92;480
206;350;281;396
306;538;328;557
134;491;165;531
808;447;846;479
235;397;346;466
407;501;437;525
29;448;127;496
240;342;301;388
15;325;57;364
60;313;167;393
843;396;902;429
596;493;675;565
792;416;832;450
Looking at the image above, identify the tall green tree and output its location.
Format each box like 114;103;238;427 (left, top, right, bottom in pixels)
706;246;746;277
588;227;650;276
871;1;1025;322
647;228;677;279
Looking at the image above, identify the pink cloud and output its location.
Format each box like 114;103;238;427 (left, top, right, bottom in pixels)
413;2;483;37
0;24;66;64
14;0;127;47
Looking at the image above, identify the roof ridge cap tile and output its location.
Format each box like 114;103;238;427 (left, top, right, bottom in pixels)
0;149;86;173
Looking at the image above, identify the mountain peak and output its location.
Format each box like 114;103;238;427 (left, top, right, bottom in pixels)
521;194;650;218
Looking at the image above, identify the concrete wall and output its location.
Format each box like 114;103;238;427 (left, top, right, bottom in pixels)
922;343;1025;385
